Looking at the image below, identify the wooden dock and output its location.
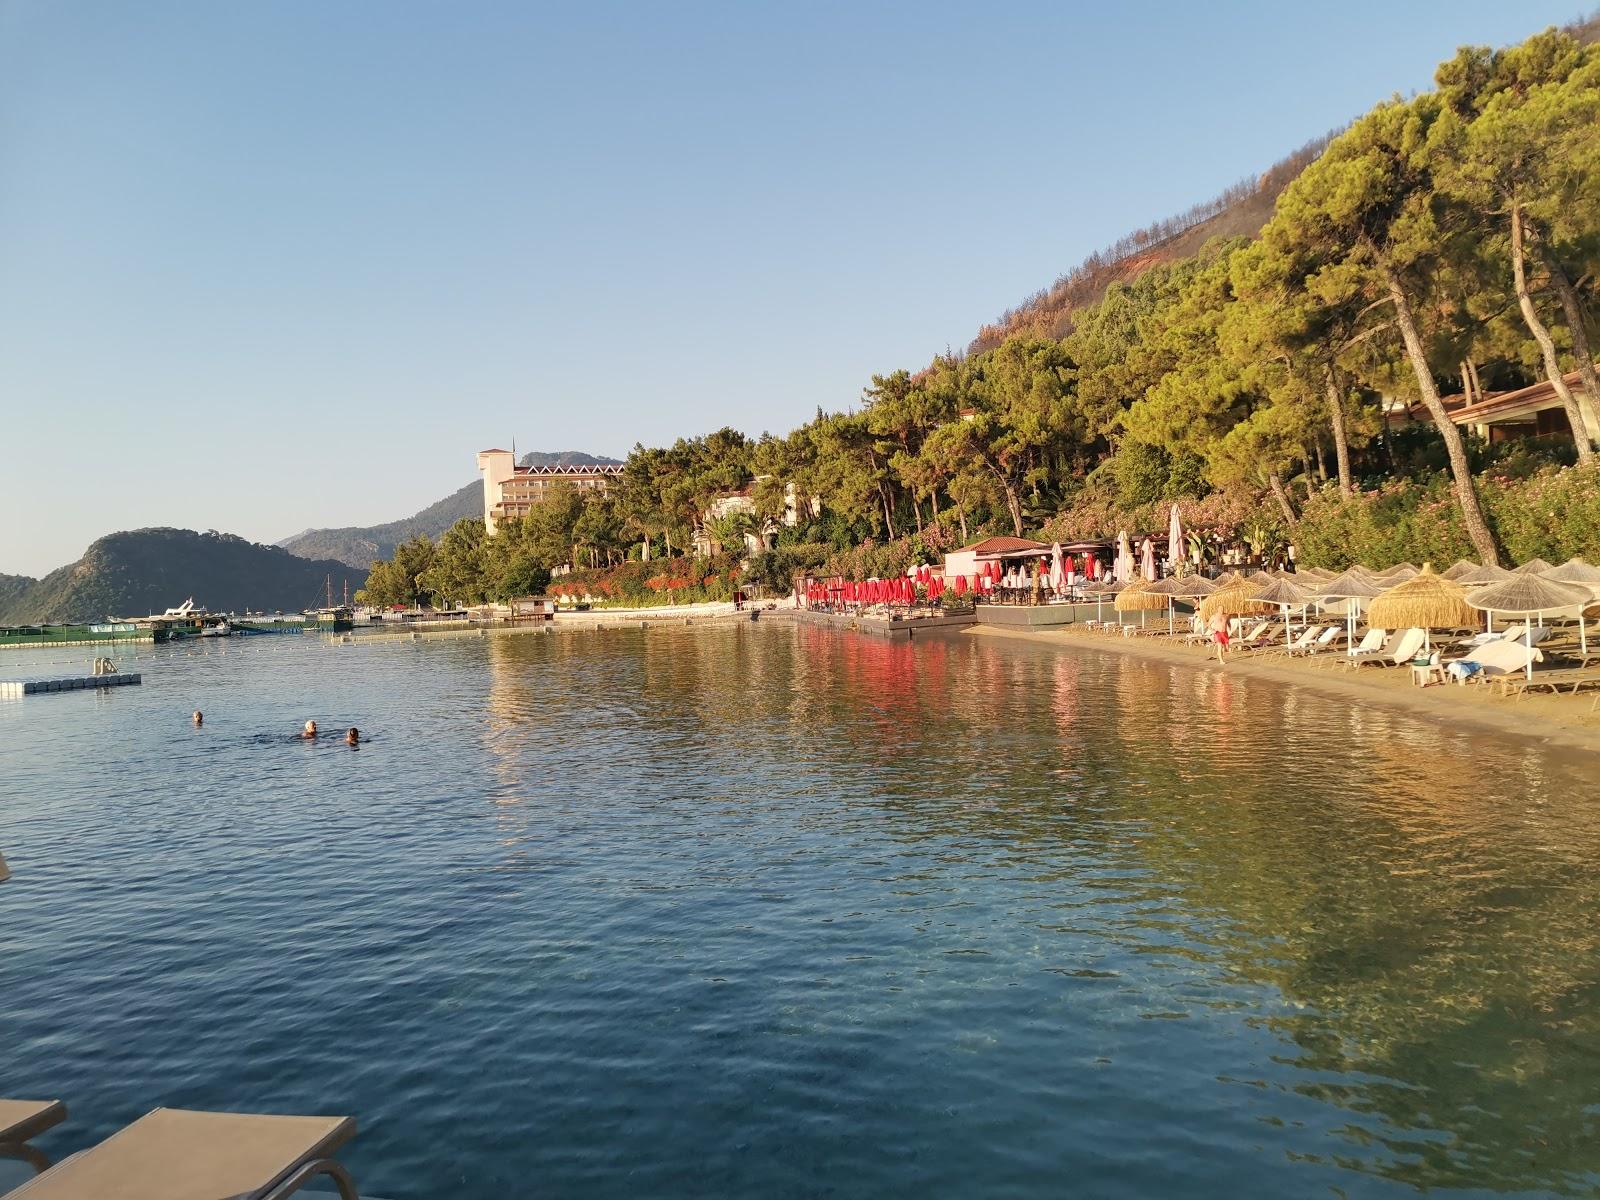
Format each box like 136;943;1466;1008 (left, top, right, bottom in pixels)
0;672;142;698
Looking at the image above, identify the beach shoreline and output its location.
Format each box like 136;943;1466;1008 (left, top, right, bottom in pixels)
961;622;1600;755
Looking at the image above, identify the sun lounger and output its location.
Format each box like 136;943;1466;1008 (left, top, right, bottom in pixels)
0;1099;66;1179
1494;667;1600;698
1446;639;1545;686
6;1108;359;1200
1348;628;1424;668
1291;625;1342;656
1260;625;1325;656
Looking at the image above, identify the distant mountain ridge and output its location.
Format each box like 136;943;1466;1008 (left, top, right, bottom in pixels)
278;450;622;569
0;529;362;624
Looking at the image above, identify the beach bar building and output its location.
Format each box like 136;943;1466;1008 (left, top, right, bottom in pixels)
942;537;1052;582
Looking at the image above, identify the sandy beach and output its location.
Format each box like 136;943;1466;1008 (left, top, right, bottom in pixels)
965;622;1600;755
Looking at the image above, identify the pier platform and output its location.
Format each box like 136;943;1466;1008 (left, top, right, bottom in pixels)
0;672;142;698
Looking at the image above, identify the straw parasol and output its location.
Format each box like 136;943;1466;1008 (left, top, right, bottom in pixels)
1198;584;1273;626
1453;562;1516;585
1145;574;1216;633
1541;557;1600;587
1466;574;1592;663
1375;563;1419;584
1314;568;1386;649
1365;566;1477;650
1251;576;1314;636
1514;557;1556;574
1440;559;1479;581
1114;579;1167;627
1211;570;1244;588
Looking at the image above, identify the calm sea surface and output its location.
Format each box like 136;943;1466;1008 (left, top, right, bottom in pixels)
3;624;1599;1198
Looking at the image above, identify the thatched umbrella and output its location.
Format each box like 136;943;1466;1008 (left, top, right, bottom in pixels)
1114;579;1167;627
1146;574;1216;633
1454;562;1516;585
1466;574;1592;666
1541;557;1600;587
1515;557;1556;574
1440;559;1479;582
1211;570;1245;589
1082;579;1121;623
1366;566;1477;651
1314;568;1386;650
1197;584;1273;627
1246;570;1277;587
1252;576;1314;637
1376;563;1419;584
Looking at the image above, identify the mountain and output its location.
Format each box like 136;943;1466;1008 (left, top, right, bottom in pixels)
278;450;623;569
0;529;362;624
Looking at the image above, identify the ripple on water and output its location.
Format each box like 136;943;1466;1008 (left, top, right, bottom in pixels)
2;627;1600;1199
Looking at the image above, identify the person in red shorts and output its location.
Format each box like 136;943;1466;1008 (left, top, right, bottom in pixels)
1208;608;1231;663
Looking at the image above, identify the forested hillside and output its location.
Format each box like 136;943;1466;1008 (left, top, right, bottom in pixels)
969;12;1600;354
279;450;621;568
0;529;361;624
362;20;1600;608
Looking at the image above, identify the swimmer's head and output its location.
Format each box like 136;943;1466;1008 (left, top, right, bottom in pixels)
346;727;360;746
192;710;203;725
303;720;318;737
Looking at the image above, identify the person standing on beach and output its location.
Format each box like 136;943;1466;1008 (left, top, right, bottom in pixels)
1209;609;1231;663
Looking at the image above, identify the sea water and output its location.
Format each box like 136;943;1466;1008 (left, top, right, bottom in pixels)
2;625;1598;1198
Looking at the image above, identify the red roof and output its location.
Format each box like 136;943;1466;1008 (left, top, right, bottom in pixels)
955;536;1051;557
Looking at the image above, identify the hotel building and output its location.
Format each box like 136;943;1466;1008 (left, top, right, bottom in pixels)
476;449;624;534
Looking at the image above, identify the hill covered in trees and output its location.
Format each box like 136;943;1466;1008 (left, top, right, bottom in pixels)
364;19;1600;607
278;450;621;569
969;11;1600;354
0;529;362;624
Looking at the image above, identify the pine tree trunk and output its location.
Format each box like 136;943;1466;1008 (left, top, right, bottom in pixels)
1511;205;1594;461
878;483;898;540
958;505;968;543
1378;258;1500;565
1323;366;1353;497
1538;241;1600;448
1269;472;1298;527
1003;484;1025;538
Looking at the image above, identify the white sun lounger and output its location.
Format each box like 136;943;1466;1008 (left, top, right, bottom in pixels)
1355;627;1425;668
5;1108;360;1200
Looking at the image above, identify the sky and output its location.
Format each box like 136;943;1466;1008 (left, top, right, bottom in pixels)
0;0;1587;576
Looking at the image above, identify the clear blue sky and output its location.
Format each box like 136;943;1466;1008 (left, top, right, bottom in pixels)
0;0;1584;576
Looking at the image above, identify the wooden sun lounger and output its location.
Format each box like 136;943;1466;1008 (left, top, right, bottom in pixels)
0;1100;67;1176
7;1108;359;1200
1492;668;1600;699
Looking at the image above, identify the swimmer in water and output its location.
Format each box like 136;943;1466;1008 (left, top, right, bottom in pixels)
346;727;360;746
302;720;318;739
192;710;203;726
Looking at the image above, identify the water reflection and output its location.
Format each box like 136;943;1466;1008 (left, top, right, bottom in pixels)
5;624;1599;1197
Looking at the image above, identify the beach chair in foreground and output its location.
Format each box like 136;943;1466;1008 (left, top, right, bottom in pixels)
1350;627;1425;669
1445;640;1545;688
0;1099;66;1181
1233;622;1278;651
1258;625;1324;657
1495;666;1600;699
1336;628;1388;665
4;1108;360;1200
1287;625;1341;657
